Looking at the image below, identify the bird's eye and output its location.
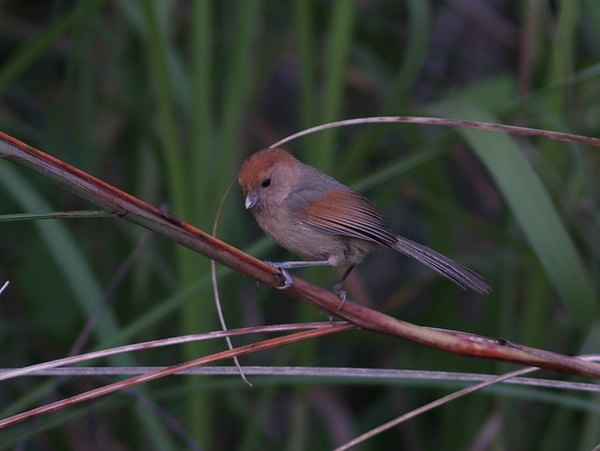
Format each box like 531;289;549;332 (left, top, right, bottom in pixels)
261;178;271;188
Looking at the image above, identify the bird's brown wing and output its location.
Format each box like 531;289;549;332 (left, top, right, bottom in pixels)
294;188;491;293
296;189;397;247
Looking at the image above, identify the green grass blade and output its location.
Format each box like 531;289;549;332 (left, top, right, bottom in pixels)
0;163;178;448
218;0;262;191
0;164;124;350
294;0;317;131
309;0;357;171
338;0;431;180
139;1;187;220
190;0;214;225
0;0;109;93
426;100;599;328
386;0;431;109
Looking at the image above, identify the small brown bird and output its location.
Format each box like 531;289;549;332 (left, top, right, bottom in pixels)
238;148;490;296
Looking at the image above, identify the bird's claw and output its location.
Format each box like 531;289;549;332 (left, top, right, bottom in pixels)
333;284;347;310
328;288;346;321
266;261;293;290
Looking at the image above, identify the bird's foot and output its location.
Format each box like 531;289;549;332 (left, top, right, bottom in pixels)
266;261;293;289
333;282;347;310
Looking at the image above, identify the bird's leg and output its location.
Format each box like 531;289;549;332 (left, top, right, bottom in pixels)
266;260;331;290
266;261;354;313
333;265;354;310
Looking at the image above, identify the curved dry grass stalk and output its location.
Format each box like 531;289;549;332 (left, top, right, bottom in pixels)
335;366;540;451
209;178;249;384
9;364;600;394
0;323;355;429
0;280;8;295
271;116;600;148
0;323;337;382
335;354;600;451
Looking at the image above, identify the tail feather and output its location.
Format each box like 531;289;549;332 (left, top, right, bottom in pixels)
393;236;490;294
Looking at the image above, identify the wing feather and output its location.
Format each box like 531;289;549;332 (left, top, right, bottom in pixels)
298;190;397;247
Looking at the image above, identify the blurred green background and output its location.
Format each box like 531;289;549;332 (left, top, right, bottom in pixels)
1;0;600;449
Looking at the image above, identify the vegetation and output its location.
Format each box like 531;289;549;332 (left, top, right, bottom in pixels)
1;0;599;449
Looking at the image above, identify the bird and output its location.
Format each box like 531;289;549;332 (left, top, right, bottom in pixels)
237;147;490;299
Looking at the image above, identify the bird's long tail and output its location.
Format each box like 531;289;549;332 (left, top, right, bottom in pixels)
393;235;490;294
